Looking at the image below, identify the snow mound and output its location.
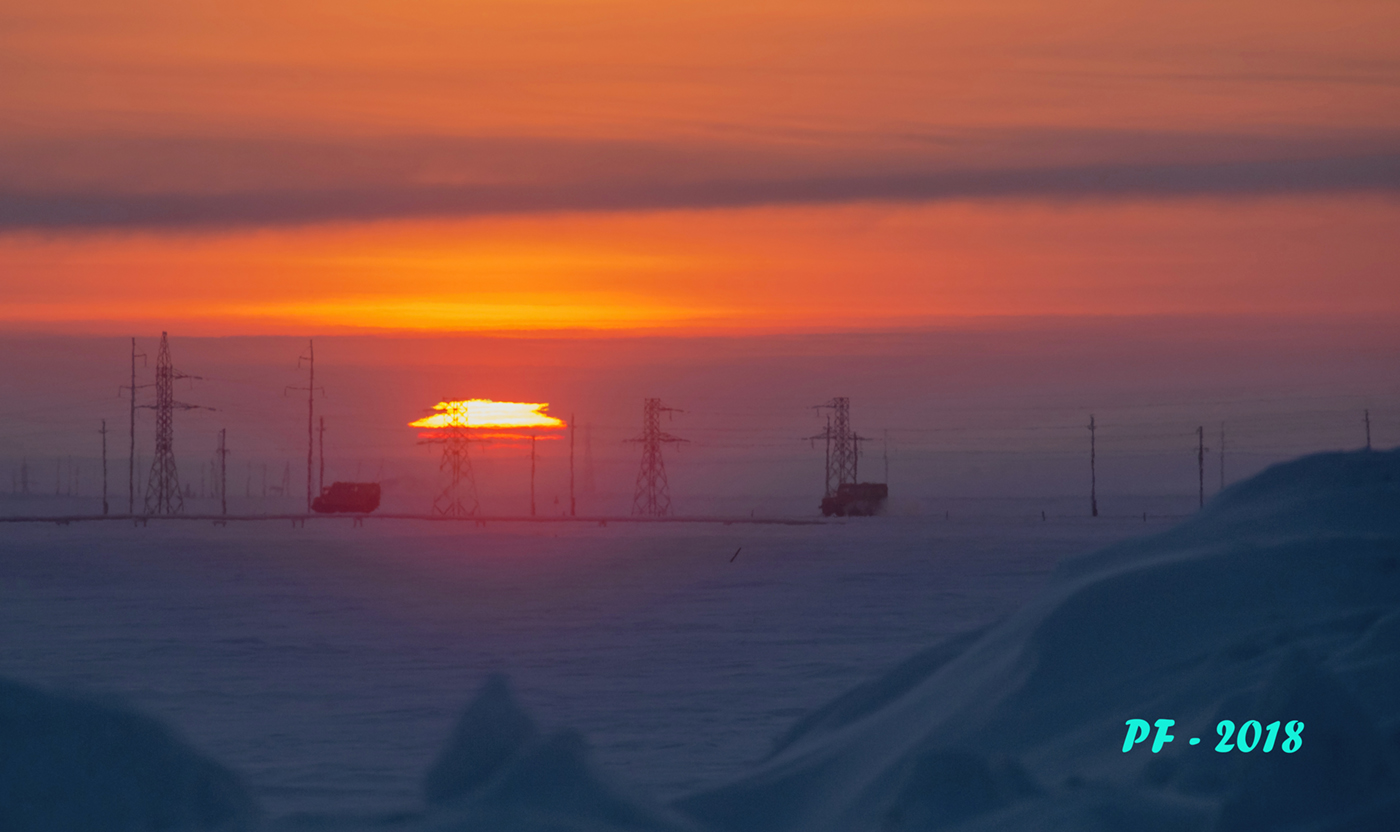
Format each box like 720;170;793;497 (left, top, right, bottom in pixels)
424;673;538;805
416;677;698;832
0;676;258;832
674;450;1400;832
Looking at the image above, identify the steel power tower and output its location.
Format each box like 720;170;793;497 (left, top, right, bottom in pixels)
811;397;862;497
629;398;686;516
418;402;478;517
141;332;206;515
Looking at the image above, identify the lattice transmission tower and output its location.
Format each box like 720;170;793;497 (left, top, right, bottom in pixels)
141;332;206;515
418;402;478;516
629;398;686;516
810;397;863;497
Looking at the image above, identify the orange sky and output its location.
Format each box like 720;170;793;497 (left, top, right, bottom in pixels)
2;0;1398;333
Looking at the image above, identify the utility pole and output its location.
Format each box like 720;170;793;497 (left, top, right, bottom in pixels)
286;340;323;512
217;429;229;515
1365;409;1372;451
628;398;687;516
306;341;314;511
1197;426;1207;509
317;416;326;495
883;428;889;484
140;332;207;515
122;337;147;515
1088;415;1098;518
99;420;109;515
569;413;576;517
530;433;537;517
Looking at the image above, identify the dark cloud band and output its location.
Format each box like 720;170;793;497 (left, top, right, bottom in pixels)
1;152;1396;232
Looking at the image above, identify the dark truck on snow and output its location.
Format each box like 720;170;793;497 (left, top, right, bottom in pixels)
820;482;888;517
311;482;382;514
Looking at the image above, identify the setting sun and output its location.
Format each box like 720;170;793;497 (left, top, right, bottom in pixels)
409;400;566;431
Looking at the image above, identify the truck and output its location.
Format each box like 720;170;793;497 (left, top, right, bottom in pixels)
311;482;382;514
820;482;888;517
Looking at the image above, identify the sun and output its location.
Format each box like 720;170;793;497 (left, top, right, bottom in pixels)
409;399;565;430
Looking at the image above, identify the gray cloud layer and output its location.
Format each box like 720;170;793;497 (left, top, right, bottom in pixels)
1;131;1396;232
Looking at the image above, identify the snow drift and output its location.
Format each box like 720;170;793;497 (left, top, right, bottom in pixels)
409;674;699;832
7;450;1398;832
0;676;258;832
673;450;1400;831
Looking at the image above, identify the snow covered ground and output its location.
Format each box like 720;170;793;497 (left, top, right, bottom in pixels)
3;449;1398;830
0;508;1161;820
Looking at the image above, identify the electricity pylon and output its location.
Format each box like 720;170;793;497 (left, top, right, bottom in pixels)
141;332;207;515
628;398;686;517
810;397;863;497
417;402;478;516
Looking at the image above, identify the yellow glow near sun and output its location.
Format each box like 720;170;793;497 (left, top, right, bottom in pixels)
410;399;565;430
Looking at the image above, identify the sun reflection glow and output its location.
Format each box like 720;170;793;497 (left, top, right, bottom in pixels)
409;399;565;430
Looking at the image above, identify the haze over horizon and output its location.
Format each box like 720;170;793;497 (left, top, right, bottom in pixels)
4;319;1396;518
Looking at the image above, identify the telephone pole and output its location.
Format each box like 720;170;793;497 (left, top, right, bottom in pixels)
628;398;686;516
1088;415;1098;518
217;428;229;516
99;420;109;515
569;413;576;517
286;341;323;512
317;416;326;495
530;433;537;517
1365;409;1372;451
121;337;147;514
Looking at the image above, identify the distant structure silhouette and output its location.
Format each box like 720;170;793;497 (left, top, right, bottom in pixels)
1088;414;1098;517
141;332;205;515
629;398;686;516
216;428;229;516
1197;425;1208;508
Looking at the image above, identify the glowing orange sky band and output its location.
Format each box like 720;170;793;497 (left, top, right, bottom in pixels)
409;399;565;430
